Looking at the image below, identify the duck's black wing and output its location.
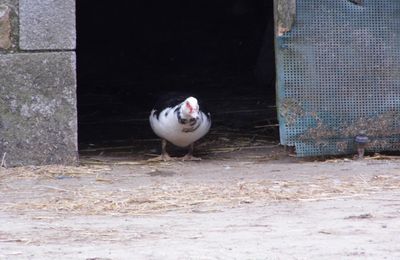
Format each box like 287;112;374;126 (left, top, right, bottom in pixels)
152;93;188;111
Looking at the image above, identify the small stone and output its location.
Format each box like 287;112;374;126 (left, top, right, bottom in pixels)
0;5;11;49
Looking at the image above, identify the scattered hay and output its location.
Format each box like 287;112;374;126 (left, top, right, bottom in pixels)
0;164;112;179
2;167;400;216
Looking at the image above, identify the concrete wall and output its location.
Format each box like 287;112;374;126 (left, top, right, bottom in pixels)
0;0;77;166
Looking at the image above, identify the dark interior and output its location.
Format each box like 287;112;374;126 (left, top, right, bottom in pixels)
77;0;277;157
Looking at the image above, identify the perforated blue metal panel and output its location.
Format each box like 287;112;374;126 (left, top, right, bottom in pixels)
276;0;400;156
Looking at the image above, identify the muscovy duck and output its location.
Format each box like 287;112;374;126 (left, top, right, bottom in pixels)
149;95;211;161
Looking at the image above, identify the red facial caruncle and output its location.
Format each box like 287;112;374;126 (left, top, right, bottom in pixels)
185;101;193;114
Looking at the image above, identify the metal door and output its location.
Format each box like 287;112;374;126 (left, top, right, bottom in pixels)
275;0;400;156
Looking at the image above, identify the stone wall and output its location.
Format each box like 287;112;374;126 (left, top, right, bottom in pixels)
0;0;77;166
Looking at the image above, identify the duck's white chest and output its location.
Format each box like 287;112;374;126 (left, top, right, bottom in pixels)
149;109;211;147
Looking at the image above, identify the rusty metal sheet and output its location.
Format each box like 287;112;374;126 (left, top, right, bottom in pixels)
275;0;400;156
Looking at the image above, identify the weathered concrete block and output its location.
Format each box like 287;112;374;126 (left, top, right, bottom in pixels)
0;52;78;166
19;0;75;50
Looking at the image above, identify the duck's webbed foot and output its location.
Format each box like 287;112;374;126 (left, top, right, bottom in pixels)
148;153;175;162
148;139;176;162
181;143;202;161
181;154;202;161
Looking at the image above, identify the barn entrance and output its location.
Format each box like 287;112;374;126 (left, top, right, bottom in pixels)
76;0;278;160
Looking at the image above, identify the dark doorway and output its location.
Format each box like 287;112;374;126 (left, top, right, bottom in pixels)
77;0;277;158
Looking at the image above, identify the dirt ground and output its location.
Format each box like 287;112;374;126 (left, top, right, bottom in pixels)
1;149;400;259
